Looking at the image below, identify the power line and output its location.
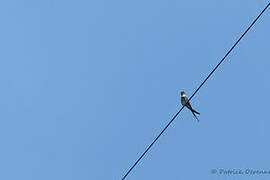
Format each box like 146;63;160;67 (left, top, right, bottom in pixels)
122;2;270;179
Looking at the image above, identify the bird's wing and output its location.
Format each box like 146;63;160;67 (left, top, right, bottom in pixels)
185;101;193;111
191;108;200;115
185;101;200;121
185;100;200;115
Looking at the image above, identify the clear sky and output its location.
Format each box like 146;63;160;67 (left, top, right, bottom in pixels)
0;0;270;180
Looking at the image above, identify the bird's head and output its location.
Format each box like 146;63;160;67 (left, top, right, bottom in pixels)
181;91;186;96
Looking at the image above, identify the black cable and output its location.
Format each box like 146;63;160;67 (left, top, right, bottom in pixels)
122;106;185;180
122;2;270;179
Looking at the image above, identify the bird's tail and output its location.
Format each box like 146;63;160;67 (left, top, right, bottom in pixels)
191;111;199;122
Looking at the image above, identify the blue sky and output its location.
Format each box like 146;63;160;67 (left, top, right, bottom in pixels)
0;0;270;180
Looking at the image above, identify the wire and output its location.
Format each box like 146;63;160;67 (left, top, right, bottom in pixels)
122;2;270;179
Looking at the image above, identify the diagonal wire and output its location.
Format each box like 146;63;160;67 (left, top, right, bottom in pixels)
122;2;270;180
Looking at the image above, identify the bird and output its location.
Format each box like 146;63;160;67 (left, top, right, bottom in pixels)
181;91;200;122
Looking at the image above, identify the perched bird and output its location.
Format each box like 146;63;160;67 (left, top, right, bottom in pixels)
181;91;200;122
